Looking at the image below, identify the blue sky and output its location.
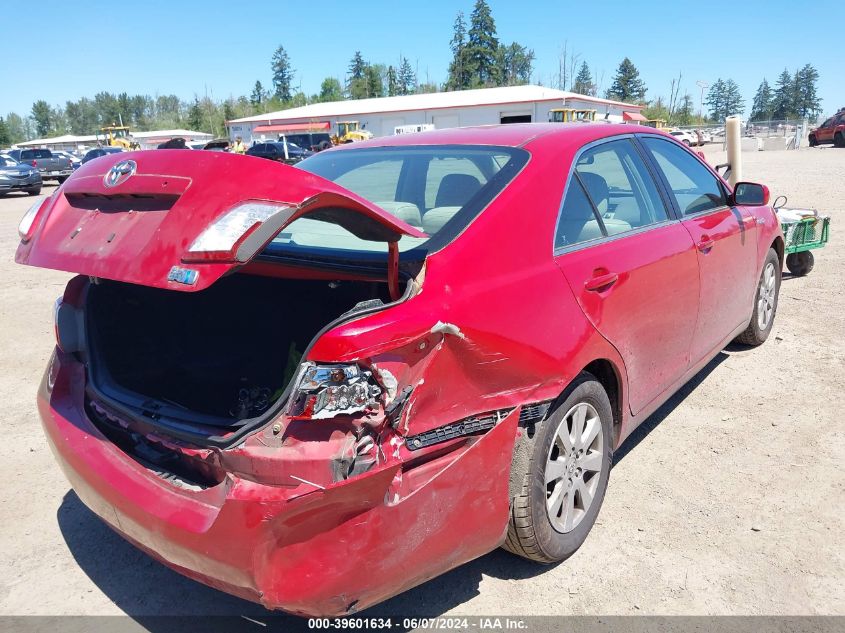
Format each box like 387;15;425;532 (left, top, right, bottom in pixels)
2;0;841;119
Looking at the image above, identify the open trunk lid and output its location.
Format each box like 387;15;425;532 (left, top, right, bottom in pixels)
16;150;426;292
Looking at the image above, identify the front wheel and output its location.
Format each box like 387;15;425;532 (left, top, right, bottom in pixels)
504;373;613;563
26;187;41;196
834;133;845;148
786;251;814;276
808;135;818;147
736;248;781;346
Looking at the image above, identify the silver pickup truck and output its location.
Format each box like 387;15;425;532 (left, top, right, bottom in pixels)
7;148;73;183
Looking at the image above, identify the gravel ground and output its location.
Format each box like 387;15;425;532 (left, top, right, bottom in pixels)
0;146;842;621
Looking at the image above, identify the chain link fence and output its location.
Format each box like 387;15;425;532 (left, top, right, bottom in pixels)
671;118;819;149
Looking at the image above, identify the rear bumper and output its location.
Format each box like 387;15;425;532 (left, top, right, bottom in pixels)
39;350;516;616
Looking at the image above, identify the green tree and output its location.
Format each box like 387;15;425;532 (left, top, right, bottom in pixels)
466;0;499;86
31;100;51;137
386;66;398;96
250;81;267;110
5;112;28;143
366;64;385;98
771;69;794;120
792;64;821;119
675;93;695;126
319;77;343;102
187;98;203;131
573;61;594;95
705;78;744;121
271;45;294;101
347;51;369;99
750;79;773;121
223;100;236;124
723;79;744;117
605;58;647;103
497;42;534;86
0;117;11;146
398;57;416;95
446;10;471;90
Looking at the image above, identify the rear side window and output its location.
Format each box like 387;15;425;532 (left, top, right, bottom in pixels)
35;149;51;158
555;177;604;248
641;137;728;215
21;150;35;160
574;139;667;233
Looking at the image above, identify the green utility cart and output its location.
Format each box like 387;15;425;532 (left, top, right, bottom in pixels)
776;208;830;276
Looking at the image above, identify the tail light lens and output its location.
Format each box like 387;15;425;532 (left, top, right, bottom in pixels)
18;195;47;242
31;160;37;167
183;201;293;263
287;363;382;419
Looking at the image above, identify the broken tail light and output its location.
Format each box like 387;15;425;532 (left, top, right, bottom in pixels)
18;195;48;242
287;363;382;419
183;201;294;263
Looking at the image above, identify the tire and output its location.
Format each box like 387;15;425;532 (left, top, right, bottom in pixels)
318;140;332;151
682;139;691;146
56;176;68;184
26;187;41;196
504;373;613;563
736;248;781;346
808;135;818;147
786;251;814;276
834;133;845;148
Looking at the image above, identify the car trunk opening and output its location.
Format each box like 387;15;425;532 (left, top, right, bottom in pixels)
85;273;396;436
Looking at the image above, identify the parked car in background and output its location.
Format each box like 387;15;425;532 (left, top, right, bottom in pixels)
809;110;845;147
0;154;41;196
6;148;72;183
202;138;231;152
81;146;125;164
16;124;783;616
246;140;313;164
669;130;698;146
281;132;334;152
51;150;82;170
698;129;712;144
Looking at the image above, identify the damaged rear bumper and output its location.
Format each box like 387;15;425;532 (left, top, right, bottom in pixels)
39;351;517;616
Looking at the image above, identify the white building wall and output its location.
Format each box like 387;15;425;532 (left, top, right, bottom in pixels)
239;98;634;144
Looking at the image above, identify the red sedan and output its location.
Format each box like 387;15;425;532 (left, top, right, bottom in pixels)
16;124;783;616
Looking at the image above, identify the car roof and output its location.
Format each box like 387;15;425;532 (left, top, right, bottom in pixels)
342;123;673;151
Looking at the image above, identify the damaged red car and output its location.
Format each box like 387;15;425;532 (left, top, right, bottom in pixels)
16;124;783;616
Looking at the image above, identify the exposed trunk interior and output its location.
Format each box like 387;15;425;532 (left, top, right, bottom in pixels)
86;273;393;425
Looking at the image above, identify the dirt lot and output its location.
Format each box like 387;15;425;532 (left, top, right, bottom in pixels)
0;147;842;621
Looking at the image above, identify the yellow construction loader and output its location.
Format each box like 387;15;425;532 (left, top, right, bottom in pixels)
549;108;597;123
332;121;373;144
98;125;140;149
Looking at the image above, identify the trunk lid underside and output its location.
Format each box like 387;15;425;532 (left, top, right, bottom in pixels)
16;150;426;292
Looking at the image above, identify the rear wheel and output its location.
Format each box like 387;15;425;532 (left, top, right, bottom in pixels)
736;248;781;346
835;133;845;148
504;373;613;563
786;251;814;276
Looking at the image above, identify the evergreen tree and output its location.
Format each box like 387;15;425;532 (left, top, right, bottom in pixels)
187;98;203;131
398;57;416;95
723;79;745;117
347;51;369;99
271;45;295;101
4;113;26;144
704;79;726;120
466;0;499;86
676;93;695;126
446;10;471;90
0;117;10;147
222;101;236;124
497;42;534;86
250;81;267;107
792;64;822;118
573;61;594;95
750;78;774;121
31;100;51;137
605;58;647;103
366;64;385;98
319;77;343;102
386;66;398;96
771;69;794;120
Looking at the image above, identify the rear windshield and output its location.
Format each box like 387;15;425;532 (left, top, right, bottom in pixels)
21;149;51;159
262;145;528;259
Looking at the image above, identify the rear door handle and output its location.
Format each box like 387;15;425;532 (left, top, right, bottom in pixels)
584;272;619;292
697;237;715;253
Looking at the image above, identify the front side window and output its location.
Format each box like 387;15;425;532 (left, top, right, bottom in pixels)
261;145;527;258
641;137;728;215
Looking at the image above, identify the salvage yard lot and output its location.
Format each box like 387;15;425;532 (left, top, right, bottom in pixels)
0;147;842;620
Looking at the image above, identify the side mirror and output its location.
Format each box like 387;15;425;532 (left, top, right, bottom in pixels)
733;181;770;206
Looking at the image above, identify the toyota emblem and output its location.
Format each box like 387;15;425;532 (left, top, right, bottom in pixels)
103;159;137;188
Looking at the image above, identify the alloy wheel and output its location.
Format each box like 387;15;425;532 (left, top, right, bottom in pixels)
757;262;777;330
544;402;604;533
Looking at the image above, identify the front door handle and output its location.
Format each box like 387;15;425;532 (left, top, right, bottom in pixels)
697;236;715;253
584;271;619;292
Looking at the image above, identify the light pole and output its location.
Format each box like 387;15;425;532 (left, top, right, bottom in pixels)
696;80;709;126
